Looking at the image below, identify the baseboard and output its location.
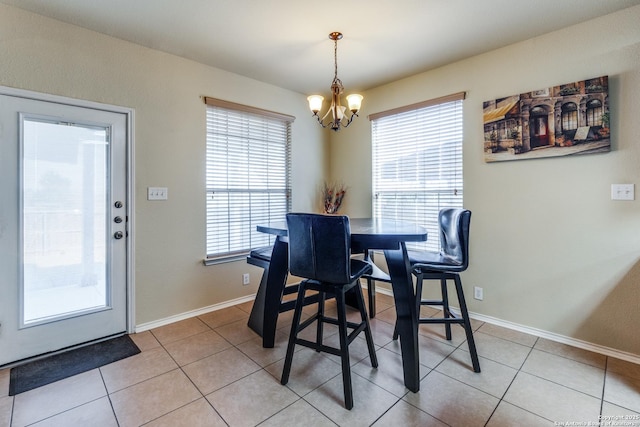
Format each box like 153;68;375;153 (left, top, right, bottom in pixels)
136;288;640;365
369;285;640;365
135;294;256;333
468;311;640;365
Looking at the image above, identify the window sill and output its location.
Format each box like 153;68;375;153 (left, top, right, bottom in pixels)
203;253;248;266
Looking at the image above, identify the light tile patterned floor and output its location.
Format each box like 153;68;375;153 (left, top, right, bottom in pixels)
2;293;640;426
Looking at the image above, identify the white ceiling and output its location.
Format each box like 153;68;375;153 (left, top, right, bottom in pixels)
3;0;639;95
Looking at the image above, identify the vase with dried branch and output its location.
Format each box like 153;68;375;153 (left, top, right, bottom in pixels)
322;182;346;214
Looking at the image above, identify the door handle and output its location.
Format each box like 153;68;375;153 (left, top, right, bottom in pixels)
114;231;124;239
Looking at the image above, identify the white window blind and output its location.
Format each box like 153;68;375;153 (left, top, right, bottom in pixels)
371;93;464;252
205;98;293;260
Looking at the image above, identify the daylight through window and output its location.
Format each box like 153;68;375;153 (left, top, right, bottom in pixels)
370;93;464;252
205;98;293;261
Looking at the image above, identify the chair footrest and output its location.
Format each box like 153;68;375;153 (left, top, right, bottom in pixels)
418;316;464;325
282;284;300;295
347;322;367;344
295;312;320;333
420;299;446;306
279;293;321;313
320;316;362;331
325;317;366;346
296;314;368;347
294;338;343;357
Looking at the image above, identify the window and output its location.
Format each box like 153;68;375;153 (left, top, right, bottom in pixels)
586;99;603;126
370;92;464;252
205;98;293;262
561;102;578;131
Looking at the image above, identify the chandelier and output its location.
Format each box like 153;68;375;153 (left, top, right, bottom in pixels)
307;32;363;132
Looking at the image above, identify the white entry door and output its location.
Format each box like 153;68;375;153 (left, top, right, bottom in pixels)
0;89;132;366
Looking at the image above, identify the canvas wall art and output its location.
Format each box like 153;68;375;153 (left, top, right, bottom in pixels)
483;76;610;163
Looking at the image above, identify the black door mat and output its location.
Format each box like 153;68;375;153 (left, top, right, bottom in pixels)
9;335;140;395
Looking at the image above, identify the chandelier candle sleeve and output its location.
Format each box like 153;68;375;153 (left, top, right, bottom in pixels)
308;32;362;131
307;95;324;113
346;94;363;112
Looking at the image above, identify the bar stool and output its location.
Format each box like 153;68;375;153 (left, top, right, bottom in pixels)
394;208;480;373
281;213;378;410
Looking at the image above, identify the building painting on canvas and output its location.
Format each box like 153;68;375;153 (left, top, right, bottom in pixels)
483;76;610;163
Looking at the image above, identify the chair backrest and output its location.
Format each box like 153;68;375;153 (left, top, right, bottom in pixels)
286;213;352;284
439;208;471;271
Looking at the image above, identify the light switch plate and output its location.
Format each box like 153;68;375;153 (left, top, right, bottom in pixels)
148;187;168;200
611;184;634;201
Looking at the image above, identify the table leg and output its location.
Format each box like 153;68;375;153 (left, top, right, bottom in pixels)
384;243;420;392
247;237;288;348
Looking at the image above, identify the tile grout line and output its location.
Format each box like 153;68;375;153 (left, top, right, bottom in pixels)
97;367;121;427
145;319;237;426
243;305;405;426
600;356;609;419
6;299;640;425
480;335;557;425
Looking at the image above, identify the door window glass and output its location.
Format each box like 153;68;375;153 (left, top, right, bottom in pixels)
22;117;110;325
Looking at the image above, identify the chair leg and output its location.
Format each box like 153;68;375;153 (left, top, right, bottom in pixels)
453;274;481;373
316;290;325;351
415;272;424;322
335;288;354;410
354;282;378;368
440;278;452;341
281;281;308;385
367;277;376;318
363;250;376;318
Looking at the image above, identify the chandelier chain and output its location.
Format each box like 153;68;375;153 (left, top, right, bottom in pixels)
334;38;338;80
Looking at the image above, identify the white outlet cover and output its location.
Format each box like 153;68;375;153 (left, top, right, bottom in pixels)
611;184;634;201
148;187;168;200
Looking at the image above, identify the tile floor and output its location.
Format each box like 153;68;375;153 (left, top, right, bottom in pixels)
2;292;640;426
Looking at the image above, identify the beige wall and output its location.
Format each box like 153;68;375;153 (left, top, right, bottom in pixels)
2;3;640;357
0;4;328;325
331;6;640;355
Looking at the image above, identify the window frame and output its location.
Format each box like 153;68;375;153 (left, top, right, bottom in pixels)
369;92;465;253
586;99;603;127
561;102;578;131
203;97;294;264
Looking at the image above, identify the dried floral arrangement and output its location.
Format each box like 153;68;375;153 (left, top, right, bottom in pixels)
322;182;346;214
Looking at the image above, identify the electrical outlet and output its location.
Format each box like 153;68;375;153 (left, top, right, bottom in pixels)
474;286;483;301
242;273;250;285
611;183;635;200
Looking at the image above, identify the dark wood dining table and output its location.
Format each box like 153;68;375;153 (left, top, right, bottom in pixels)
247;217;427;392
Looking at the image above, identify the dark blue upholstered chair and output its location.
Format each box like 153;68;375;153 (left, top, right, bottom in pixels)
394;208;480;373
281;213;378;410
